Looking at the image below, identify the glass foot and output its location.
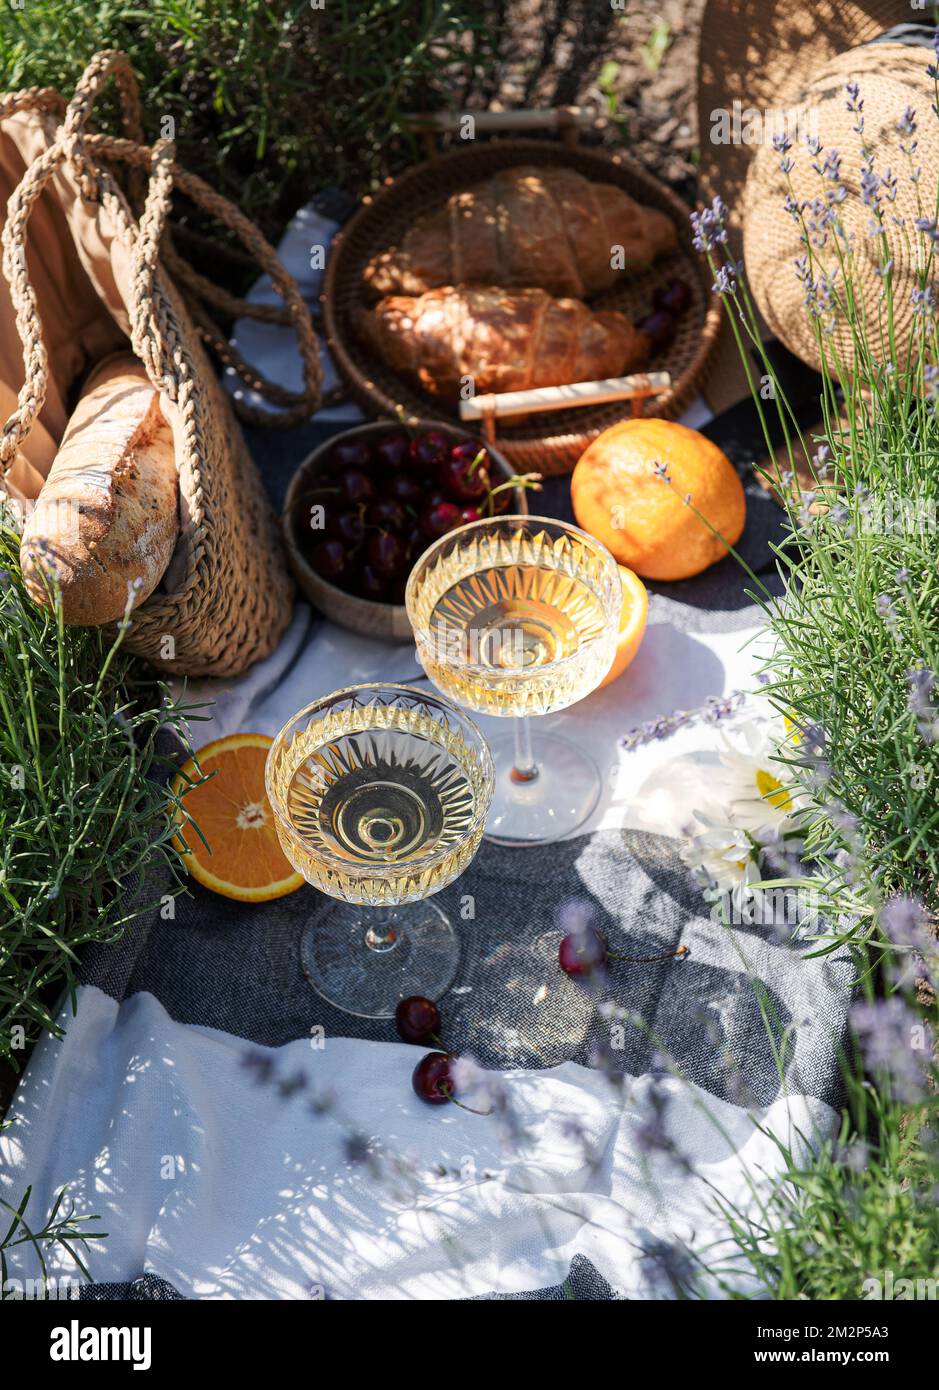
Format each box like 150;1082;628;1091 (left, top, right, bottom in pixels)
300;898;459;1018
484;731;602;846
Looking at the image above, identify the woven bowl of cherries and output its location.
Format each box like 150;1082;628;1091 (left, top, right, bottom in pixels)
284;420;535;640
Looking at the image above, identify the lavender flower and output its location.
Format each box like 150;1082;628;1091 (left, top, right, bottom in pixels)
850;997;933;1102
882;895;928;947
906;665;939;742
925;363;939;410
896;106;917;139
880;895;938;990
859;168;881;211
876;592;899;640
711;263;737;295
638;1236;699;1298
690;195;729;253
634;1077;693;1176
621;692;746;751
797;492;817;529
912;285;936;318
822;148;842;183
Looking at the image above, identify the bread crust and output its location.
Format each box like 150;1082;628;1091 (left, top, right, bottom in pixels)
20;354;179;624
362;166;678;299
354;285;647;401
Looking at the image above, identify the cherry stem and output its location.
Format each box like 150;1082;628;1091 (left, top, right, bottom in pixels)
485;474;543;516
428;1031;444;1049
439;1084;493;1116
608;945;689;964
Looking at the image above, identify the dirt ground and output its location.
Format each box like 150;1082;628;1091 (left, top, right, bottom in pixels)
478;0;705;200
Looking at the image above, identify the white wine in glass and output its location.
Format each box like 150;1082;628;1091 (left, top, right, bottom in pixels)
265;684;494;1017
406;516;621;846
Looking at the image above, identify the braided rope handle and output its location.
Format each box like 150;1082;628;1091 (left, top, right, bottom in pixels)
0;50;322;472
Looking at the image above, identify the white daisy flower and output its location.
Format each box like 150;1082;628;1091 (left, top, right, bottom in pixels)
680;814;765;924
714;717;804;837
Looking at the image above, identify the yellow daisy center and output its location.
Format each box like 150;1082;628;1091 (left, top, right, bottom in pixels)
755;768;792;810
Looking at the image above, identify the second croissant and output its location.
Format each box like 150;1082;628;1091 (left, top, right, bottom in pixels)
353;286;649;402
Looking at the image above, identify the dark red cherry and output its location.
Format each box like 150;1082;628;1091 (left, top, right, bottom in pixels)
373;432;409;471
308;539;347;582
403;525;426;563
339;468;375;505
440;454;490;503
636;309;677;354
409;429;450;470
327;507;365;547
384;472;424;506
652;277;692;316
451;438;489;467
458;505;482;525
558;928;608;977
366;499;407;532
420;499;462;540
332;438;372;470
354;561;388;601
412;1051;457;1105
367;530;407;578
396;995;441;1045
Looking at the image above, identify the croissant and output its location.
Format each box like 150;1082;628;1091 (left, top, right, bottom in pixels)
353;285;648;402
363;165;677;300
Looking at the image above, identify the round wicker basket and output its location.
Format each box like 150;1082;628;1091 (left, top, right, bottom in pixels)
323;137;722;476
284;419;528;642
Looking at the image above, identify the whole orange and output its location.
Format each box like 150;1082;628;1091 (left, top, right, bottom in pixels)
571;419;746;581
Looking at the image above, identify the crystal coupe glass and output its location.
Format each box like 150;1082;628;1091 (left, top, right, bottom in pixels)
265;683;494;1017
406;515;621;846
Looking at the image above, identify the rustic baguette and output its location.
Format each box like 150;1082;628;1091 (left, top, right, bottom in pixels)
354;285;648;402
20;353;179;625
363;165;678;299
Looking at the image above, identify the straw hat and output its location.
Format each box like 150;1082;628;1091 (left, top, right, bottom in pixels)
696;1;935;384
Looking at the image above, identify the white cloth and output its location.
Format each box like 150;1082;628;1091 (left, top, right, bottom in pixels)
2;986;832;1299
0;203;836;1301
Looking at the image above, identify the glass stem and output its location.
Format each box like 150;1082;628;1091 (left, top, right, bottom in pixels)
510;715;539;785
364;909;400;953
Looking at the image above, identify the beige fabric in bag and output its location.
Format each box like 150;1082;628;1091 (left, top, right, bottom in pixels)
0;50;322;675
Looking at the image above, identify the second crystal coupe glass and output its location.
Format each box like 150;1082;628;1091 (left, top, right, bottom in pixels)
265;683;494;1017
406;515;621;846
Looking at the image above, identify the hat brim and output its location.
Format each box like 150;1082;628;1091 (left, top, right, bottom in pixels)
696;0;911;248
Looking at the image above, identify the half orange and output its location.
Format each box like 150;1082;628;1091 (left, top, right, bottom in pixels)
170;733;303;902
599;565;648;689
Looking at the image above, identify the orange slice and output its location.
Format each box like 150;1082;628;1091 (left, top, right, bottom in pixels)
170;733;303;902
599;565;648;688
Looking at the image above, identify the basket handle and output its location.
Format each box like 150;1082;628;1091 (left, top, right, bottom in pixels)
0;50;322;468
402;106;594;160
459;372;671;440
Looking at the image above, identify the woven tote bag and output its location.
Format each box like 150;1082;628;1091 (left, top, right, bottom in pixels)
0;51;323;677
